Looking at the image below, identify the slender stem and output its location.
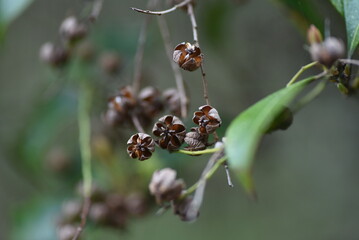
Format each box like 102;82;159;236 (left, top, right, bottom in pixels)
186;3;198;46
200;65;210;105
339;59;359;67
177;147;221;156
72;84;93;240
131;0;192;16
131;114;145;133
223;162;234;187
293;79;327;113
286;61;318;87
132;0;158;95
157;16;188;118
182;156;227;198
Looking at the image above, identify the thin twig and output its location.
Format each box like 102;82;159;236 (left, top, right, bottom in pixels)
132;0;158;95
178;147;221;156
186;3;199;46
131;114;145;133
73;84;93;240
200;65;210;105
223;162;234;187
71;197;91;240
339;59;359;67
131;0;192;16
157;16;188;118
286;61;318;87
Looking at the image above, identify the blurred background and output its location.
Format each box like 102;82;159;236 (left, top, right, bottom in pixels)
1;0;359;239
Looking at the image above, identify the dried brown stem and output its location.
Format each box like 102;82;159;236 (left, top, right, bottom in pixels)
131;0;193;16
71;196;91;240
200;65;210;105
131;114;145;133
157;16;188;118
186;3;199;46
339;59;359;66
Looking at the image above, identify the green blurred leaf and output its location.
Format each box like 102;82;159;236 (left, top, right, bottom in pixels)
276;0;323;33
330;0;359;56
13;91;77;180
225;77;315;196
330;0;344;15
0;0;33;41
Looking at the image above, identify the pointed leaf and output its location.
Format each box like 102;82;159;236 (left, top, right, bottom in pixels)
225;77;315;195
343;0;359;56
330;0;344;15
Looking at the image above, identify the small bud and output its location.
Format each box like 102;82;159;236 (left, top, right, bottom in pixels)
39;42;69;67
127;133;155;161
149;168;185;205
59;16;87;42
307;25;323;45
309;37;345;68
173;42;203;71
337;82;349;95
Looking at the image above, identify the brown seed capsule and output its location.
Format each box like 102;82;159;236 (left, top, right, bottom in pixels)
307;25;323;45
184;127;208;151
163;88;182;117
193;105;221;134
124;193;148;216
61;200;82;223
309;37;345;68
127;133;155;161
59;16;87;42
89;203;110;224
149;168;185;205
138;86;164;118
173;196;199;222
173;42;203;71
39;42;69;67
100;52;122;75
152;115;186;151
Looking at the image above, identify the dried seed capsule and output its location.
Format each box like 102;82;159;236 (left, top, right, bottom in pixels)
124;193;148;216
307;25;323;45
39;42;69;67
61;200;82;223
89;203;110;224
173;196;199;222
309;37;345;68
57;224;77;240
163;88;182;116
100;52;122;75
152;115;186;151
127;133;155;161
193;105;221;134
184;127;208;151
59;16;87;42
173;42;203;71
149;168;185;205
138;86;164;118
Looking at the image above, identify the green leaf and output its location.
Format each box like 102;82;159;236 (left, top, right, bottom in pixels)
0;0;33;41
276;0;324;33
330;0;359;56
330;0;344;15
225;77;315;196
343;1;359;56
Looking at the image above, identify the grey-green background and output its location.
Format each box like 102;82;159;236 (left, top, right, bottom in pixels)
1;0;359;239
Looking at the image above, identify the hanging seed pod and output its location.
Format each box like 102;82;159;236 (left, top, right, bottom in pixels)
173;42;203;71
99;52;122;75
173;196;199;222
152;115;186;151
59;16;88;43
127;133;155;161
184;128;208;151
192;105;221;134
163;88;182;117
149;168;185;205
39;42;69;67
138;86;164;119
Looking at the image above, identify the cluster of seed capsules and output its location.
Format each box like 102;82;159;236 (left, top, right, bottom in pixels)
57;184;149;240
